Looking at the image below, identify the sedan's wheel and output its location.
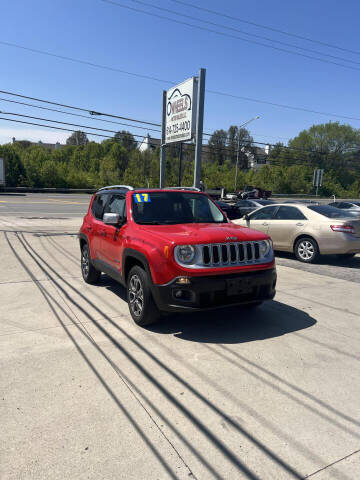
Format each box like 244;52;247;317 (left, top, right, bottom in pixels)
295;237;319;263
127;266;160;326
81;244;101;284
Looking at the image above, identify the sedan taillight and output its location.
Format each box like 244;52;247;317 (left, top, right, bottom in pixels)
330;225;355;234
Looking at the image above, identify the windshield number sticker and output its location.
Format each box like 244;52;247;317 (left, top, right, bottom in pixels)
134;193;151;203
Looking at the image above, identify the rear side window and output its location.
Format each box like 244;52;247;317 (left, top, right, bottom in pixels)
339;203;352;209
274;206;307;220
250;206;277;220
308;205;353;219
91;194;108;220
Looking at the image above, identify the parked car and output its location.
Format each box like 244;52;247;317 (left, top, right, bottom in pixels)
329;201;360;215
233;203;360;263
79;185;276;326
238;186;272;200
215;200;240;220
235;199;276;218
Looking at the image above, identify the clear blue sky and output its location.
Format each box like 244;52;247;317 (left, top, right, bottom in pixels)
1;0;359;146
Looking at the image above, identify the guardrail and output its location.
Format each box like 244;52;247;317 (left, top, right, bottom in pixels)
0;186;96;194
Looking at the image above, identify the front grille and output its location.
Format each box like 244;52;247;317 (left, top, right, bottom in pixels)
201;241;262;267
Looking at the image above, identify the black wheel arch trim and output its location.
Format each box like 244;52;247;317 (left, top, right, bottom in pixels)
123;248;152;282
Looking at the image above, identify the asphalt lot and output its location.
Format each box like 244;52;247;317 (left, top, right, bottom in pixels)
0;202;360;479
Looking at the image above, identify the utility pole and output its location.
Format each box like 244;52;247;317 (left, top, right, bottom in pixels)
234;116;260;191
159;90;166;188
193;68;206;189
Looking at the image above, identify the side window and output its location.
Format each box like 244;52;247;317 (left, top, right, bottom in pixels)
250;206;277;220
104;194;126;217
274;206;307;220
237;200;252;207
340;202;351;209
330;202;339;208
91;194;108;220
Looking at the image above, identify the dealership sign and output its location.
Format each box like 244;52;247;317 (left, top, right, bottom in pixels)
165;77;197;144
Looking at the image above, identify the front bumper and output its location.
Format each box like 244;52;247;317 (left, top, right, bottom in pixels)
151;268;277;313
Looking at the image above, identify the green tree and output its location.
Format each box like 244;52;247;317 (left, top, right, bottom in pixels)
66;131;89;146
114;131;137;151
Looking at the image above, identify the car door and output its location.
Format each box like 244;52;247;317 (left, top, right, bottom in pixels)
246;206;278;234
101;194;127;273
267;206;307;250
89;193;109;260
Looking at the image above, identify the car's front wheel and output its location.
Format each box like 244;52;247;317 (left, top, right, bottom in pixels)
294;237;319;263
127;266;160;326
81;244;101;284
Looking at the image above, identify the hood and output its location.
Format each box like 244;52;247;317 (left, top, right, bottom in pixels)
136;222;269;245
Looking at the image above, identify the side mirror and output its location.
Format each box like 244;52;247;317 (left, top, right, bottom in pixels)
243;214;250;221
103;212;122;226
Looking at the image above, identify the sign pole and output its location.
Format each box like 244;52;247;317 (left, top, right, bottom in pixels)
160;90;167;188
178;142;183;186
193;68;206;189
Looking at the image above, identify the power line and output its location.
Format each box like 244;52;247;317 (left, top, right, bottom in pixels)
1;45;359;122
0;116;114;139
0;96;161;133
0;111;156;141
120;0;360;66
0;89;290;144
100;0;360;71
169;0;360;56
2;114;358;159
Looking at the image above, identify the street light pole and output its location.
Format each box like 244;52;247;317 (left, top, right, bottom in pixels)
234;116;260;192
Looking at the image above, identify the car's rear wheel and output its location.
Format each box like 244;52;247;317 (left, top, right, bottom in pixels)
294;237;319;263
81;244;101;284
127;266;160;326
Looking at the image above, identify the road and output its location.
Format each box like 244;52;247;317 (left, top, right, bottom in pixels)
0;210;359;479
0;192;91;217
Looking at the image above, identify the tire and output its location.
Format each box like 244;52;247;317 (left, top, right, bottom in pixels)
127;266;160;326
336;253;356;259
294;237;319;263
81;243;101;284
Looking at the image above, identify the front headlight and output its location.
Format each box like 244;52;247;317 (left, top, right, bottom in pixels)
259;239;272;257
175;245;196;264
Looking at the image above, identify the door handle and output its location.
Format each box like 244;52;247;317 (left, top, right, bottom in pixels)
296;223;304;226
262;222;269;226
100;231;107;237
87;226;92;231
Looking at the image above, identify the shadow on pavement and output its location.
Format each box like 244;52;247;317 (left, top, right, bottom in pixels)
149;301;316;344
275;250;360;268
99;274;316;344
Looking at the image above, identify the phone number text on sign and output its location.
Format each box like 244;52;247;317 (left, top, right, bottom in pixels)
166;120;191;136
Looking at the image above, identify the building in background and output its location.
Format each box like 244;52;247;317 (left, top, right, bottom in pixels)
139;134;161;152
12;137;64;150
246;144;271;170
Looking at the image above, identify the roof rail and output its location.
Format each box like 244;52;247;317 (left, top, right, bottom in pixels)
97;185;134;192
167;186;200;192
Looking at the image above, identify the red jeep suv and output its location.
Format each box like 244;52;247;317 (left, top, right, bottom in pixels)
79;186;276;326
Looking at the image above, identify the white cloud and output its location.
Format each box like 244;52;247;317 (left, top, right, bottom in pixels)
0;128;69;145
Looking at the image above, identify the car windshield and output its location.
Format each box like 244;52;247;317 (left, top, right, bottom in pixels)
308;205;356;219
132;192;226;224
